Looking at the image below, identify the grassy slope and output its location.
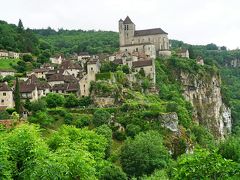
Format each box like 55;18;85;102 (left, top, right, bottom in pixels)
0;58;19;70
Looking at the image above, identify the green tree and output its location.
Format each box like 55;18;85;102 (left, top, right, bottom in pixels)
120;131;170;177
96;125;112;158
17;19;24;31
219;136;240;163
30;99;47;113
64;94;79;108
173;149;240;179
28;111;54;126
45;93;65;108
100;164;127;180
14;77;21;114
92;109;111;127
22;54;33;62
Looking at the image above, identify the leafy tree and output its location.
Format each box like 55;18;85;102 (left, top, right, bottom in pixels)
96;125;112;158
120;131;170;177
30;99;47;113
22;54;33;62
79;96;92;107
64;94;79;108
173;149;240;179
126;124;141;138
72;114;92;128
141;169;169;180
219;136;240;162
45;93;65;108
28;111;54;126
100;164;127;180
92;109;111;127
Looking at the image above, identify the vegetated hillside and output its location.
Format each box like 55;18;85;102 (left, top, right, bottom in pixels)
171;39;240;133
1;56;240;179
32;28;119;56
0;20;39;54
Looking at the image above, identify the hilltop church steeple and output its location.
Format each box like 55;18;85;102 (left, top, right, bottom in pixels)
119;16;135;46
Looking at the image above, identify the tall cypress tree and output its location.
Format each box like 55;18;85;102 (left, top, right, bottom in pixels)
14;77;21;114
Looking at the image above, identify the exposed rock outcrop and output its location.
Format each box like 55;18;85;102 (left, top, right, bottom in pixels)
179;71;231;139
159;112;179;132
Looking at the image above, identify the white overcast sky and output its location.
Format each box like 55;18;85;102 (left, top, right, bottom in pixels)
0;0;239;49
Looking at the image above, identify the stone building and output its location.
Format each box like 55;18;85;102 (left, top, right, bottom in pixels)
119;16;171;57
177;48;189;59
0;83;14;108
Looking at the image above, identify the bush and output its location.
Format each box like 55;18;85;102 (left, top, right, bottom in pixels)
92;109;111;127
78;96;92;107
72;114;92;128
64;113;74;125
100;164;127;180
120;131;170;177
28;111;54;126
0;111;10;120
45;93;65;108
126;124;141;138
64;94;79;108
30;99;47;113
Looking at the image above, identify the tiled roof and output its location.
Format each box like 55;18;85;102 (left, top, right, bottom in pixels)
48;74;64;82
134;28;167;36
123;16;134;24
0;83;11;91
60;60;81;70
132;60;153;68
33;68;49;73
78;52;90;56
113;59;123;65
51;83;79;92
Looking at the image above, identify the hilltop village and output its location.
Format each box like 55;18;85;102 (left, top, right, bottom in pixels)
0;16;201;111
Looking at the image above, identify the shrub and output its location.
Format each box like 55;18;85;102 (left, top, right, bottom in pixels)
72;114;92;128
92;109;111;127
45;93;65;108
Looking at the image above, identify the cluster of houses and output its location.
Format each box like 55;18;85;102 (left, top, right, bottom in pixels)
0;53;100;109
0;50;20;59
0;16;205;110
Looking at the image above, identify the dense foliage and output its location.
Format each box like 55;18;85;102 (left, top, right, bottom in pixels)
32;28;119;56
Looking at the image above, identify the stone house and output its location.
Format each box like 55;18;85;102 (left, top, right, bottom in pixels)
19;75;51;101
78;52;91;61
8;51;20;59
31;68;50;79
132;60;156;84
0;83;14;108
119;16;171;56
50;55;63;65
79;59;100;97
51;83;79;96
0;50;9;59
60;60;83;78
0;70;15;78
177;48;189;58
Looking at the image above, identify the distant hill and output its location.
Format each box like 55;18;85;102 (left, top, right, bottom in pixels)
0;20;39;54
32;28;119;56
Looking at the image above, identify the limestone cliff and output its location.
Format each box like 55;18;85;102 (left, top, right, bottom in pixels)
179;71;231;139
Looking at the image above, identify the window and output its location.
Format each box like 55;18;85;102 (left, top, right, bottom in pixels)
1;100;4;103
91;67;93;71
136;48;138;52
3;93;6;96
148;38;151;42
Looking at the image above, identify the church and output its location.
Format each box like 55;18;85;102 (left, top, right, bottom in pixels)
119;16;171;57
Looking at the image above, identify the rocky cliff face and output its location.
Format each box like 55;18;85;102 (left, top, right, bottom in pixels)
179;71;231;139
225;59;240;67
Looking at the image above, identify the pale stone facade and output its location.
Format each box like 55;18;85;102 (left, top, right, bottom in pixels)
0;83;14;108
177;49;189;59
50;56;63;64
79;60;100;97
8;52;20;59
0;70;15;78
119;16;171;56
0;50;9;58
